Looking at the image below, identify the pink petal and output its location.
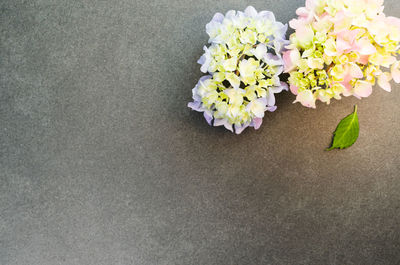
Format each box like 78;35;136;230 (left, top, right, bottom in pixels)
391;62;400;83
378;73;392;92
357;55;370;64
350;64;364;79
296;7;309;18
354;81;373;98
283;49;300;73
336;37;351;53
336;29;363;53
341;81;353;97
386;16;400;29
336;29;360;42
356;38;377;55
341;66;352;83
289;18;302;30
348;29;362;43
392;71;400;83
296;25;314;44
290;84;299;95
331;11;349;33
283;51;293;72
305;0;314;9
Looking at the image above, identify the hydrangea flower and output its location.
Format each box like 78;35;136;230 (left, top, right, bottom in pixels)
283;0;400;108
188;6;288;134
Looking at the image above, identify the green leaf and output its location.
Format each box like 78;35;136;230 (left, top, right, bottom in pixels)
327;105;359;151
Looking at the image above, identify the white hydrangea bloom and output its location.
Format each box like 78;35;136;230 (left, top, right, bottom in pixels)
188;6;289;134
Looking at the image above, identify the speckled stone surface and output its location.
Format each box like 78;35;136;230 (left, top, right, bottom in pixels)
1;0;400;264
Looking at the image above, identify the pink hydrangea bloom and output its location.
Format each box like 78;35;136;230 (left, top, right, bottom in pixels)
284;0;400;108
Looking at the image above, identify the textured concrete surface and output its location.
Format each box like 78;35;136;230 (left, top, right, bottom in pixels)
1;0;400;264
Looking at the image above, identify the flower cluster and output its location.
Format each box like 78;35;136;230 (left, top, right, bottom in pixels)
284;0;400;108
188;6;288;133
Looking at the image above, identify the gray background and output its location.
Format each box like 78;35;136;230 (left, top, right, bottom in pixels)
1;0;400;264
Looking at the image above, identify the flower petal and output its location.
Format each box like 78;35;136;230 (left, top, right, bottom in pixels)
279;82;289;91
251;43;267;60
290;85;299;95
289;18;307;30
293;90;316;108
391;62;400;83
283;49;300;72
188;101;202;111
204;112;213;125
336;37;352;53
356;37;377;55
198;46;212;73
253;117;263;130
214;119;233;132
264;53;284;68
248;98;268;118
211;13;224;23
307;58;324;69
234;123;249;134
354;80;373;98
296;25;314;47
258;10;275;22
324;38;338;57
377;72;392;92
267;90;276;106
244;6;258;17
357;55;370;64
350;63;364;79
